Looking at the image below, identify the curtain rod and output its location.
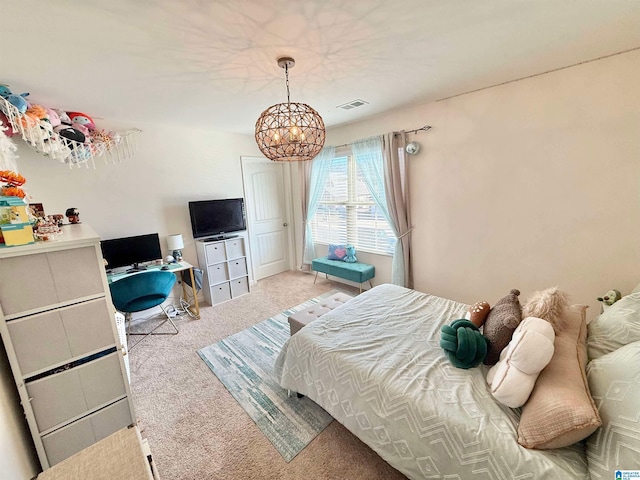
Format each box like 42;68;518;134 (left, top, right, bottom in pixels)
332;124;432;149
403;124;432;135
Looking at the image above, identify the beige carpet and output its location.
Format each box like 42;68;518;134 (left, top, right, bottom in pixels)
129;270;407;480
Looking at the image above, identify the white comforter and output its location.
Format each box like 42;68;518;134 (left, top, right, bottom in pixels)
275;284;588;479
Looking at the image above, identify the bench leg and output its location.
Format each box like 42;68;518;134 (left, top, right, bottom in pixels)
313;271;319;284
359;283;362;293
368;280;373;290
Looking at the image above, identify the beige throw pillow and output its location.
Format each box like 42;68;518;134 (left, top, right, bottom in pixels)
518;304;601;449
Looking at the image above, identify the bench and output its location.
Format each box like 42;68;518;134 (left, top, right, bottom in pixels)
312;257;375;293
287;291;353;336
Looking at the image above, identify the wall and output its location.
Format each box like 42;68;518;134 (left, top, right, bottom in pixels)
325;49;640;316
17;123;261;261
1;121;262;479
0;347;38;479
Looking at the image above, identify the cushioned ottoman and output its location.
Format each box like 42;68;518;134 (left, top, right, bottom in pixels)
288;292;353;336
312;257;375;292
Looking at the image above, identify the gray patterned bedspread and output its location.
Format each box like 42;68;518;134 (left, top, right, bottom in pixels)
275;284;588;479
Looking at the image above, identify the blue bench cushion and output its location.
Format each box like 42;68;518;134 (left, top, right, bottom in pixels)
312;257;375;283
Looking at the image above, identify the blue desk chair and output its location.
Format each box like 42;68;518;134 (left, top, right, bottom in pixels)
109;270;178;349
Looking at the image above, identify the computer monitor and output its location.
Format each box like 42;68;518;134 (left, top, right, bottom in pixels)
100;233;162;271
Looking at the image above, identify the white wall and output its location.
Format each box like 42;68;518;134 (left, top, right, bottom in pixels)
325;49;640;317
17;123;262;264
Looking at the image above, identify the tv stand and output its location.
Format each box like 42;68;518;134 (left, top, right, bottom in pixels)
195;236;250;305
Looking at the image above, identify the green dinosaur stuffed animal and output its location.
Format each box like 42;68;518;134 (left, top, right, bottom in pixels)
597;289;621;306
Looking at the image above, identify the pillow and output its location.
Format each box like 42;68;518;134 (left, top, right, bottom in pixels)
482;289;522;365
486;316;555;408
327;244;347;261
522;286;570;332
469;300;490;328
518;304;601;449
586;341;640;478
439;319;488;369
587;292;640;361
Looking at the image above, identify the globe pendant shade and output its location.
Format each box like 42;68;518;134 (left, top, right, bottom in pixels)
255;102;325;162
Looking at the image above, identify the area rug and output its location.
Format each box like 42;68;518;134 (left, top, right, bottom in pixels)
198;290;353;462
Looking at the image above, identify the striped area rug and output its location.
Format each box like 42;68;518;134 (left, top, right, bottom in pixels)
198;290;351;462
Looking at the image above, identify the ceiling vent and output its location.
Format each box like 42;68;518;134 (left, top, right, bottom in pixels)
337;99;369;110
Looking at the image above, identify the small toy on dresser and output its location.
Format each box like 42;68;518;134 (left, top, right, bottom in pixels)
596;289;621;306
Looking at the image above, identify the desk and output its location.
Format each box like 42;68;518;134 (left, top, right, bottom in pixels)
107;261;200;319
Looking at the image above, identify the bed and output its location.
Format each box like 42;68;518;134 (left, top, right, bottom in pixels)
274;284;590;479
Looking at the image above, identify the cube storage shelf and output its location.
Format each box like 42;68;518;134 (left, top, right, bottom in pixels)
0;223;136;470
195;235;251;305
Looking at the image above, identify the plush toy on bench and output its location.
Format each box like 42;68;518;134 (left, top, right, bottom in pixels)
344;244;357;263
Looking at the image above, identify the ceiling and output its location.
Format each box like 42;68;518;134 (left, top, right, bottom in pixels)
2;0;640;135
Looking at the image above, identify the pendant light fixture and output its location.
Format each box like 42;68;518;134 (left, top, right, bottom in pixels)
255;57;325;162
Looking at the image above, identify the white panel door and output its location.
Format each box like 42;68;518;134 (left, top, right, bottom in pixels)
242;158;291;280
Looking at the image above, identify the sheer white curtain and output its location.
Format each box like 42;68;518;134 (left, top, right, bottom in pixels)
301;146;335;265
352;134;412;287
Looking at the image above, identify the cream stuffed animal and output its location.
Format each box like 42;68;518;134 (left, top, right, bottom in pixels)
486;316;555;408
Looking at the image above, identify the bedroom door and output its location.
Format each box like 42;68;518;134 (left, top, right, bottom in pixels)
241;157;293;280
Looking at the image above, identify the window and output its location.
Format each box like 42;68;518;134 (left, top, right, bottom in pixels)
310;150;395;255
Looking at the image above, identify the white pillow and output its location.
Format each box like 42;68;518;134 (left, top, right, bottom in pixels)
587;292;640;361
586;341;640;478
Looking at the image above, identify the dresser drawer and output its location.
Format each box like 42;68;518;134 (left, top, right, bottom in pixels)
7;298;116;376
207;263;228;285
210;282;232;304
228;258;247;279
204;243;226;264
0;246;105;316
41;398;133;466
27;352;127;432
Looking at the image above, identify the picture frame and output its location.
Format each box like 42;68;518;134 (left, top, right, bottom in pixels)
29;203;45;218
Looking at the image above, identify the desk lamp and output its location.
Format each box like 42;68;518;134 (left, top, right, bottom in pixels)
167;234;184;262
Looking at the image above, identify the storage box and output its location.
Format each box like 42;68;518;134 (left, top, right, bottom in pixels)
0;196;34;246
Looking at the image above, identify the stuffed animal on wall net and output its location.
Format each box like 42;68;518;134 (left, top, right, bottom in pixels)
343;244;357;263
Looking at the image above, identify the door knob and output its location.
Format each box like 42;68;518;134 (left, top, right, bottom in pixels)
283;223;288;227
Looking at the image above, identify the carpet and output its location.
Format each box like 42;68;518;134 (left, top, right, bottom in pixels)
197;290;351;462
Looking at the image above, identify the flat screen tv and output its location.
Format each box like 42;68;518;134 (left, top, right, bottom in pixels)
100;233;162;271
188;198;246;240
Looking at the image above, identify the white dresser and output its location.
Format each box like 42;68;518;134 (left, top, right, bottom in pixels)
195;235;251;305
0;223;136;470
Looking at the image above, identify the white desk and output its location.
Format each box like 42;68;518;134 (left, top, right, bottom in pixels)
107;261;200;319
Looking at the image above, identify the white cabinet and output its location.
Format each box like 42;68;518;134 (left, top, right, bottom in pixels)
195;236;251;305
0;224;136;470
